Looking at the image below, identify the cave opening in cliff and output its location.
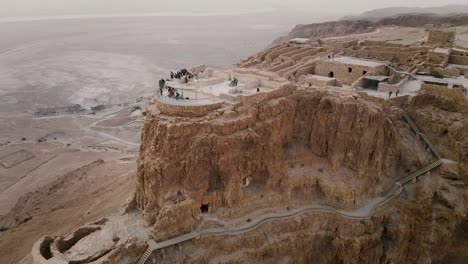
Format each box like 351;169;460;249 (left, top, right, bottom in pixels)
328;71;334;78
323;101;333;113
200;203;209;214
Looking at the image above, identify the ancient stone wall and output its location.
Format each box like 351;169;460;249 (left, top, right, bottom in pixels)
259;79;288;89
427;29;455;47
294;64;316;78
449;55;468;65
378;77;409;92
446;65;468;75
428;51;449;64
298;75;336;87
420;66;461;77
279;47;310;59
451;49;468;56
421;82;448;90
240;85;294;105
315;60;388;85
326;40;358;50
289;48;322;61
440;67;461;76
266;46;301;62
421;83;465;95
154;99;224;117
269;61;294;72
343;48;422;62
361;40;403;47
365;46;426;53
233;68;282;81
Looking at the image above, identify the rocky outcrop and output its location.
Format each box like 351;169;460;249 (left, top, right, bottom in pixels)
136;88;432;240
406;86;468;180
149;160;466;264
31;214;149;264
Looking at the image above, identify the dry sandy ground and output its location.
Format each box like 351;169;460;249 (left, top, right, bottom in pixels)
0;13;283;261
0;14;337;263
0;105;144;263
0;157;137;264
0;106;142;214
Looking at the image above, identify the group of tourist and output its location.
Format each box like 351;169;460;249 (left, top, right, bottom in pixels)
229;77;239;87
159;84;183;100
388;90;400;98
170;69;196;80
158;78;166;89
157;69;198;100
158;76;182;99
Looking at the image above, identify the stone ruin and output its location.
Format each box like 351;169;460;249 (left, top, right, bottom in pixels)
427;28;456;47
31;215;149;264
34;104;83;117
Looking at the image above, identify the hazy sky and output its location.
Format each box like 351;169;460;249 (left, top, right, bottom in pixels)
0;0;466;17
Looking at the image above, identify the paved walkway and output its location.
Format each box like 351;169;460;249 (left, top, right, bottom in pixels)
81;117;141;148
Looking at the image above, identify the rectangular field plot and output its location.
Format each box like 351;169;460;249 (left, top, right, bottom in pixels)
0;150;35;168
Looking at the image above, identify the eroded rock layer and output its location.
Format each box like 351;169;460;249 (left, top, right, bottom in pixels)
136;87;435;241
137;87;467;263
150;161;465;263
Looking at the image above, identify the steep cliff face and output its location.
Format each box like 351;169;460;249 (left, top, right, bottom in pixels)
136;88;431;240
149;161;466;264
407;87;468;180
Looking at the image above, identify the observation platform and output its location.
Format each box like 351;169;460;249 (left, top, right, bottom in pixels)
152;66;290;117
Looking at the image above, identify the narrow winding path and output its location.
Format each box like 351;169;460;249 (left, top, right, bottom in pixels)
82;116;141;148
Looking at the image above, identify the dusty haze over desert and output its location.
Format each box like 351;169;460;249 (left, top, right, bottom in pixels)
0;1;467;264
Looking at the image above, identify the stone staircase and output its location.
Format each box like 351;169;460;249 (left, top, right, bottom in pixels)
398;159;443;185
401;109;442;158
136;240;157;264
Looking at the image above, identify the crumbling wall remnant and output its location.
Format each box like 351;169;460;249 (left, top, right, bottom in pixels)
427;29;455;47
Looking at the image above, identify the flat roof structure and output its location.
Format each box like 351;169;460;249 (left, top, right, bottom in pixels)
363;75;390;82
422;77;464;86
452;47;468;52
323;57;386;67
448;63;468;70
303;75;335;81
433;48;451;54
289;38;309;44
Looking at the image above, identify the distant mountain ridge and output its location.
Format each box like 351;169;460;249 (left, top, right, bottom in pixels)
342;4;468;20
272;13;468;45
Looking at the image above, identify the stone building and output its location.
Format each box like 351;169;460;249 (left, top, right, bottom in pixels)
449;48;468;65
427;29;455;47
421;78;465;92
315;57;388;85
